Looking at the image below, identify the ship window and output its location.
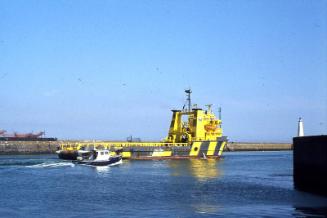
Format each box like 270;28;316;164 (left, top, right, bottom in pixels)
105;152;108;154
101;152;104;155
194;147;198;151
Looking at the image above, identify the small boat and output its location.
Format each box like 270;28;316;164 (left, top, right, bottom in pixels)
72;149;122;166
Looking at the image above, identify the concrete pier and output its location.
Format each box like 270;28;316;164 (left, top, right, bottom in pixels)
293;135;327;196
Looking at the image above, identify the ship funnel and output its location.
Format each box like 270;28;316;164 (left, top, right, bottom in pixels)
297;117;304;137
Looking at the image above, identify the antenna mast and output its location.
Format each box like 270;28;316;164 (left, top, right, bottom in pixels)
185;89;192;112
218;107;222;120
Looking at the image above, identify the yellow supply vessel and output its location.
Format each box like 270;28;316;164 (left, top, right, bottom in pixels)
57;90;227;160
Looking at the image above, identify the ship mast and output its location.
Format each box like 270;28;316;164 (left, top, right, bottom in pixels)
185;89;192;112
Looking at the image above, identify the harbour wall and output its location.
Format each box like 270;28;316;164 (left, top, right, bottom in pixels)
0;141;292;155
226;142;292;151
293;135;327;196
0;141;60;154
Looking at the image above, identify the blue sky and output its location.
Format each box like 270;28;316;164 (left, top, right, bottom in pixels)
1;0;326;142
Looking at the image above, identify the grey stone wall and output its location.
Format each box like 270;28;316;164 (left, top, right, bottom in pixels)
226;142;292;151
0;141;60;154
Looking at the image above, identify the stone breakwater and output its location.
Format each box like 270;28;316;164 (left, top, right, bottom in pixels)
0;141;292;155
0;141;60;154
226;142;292;151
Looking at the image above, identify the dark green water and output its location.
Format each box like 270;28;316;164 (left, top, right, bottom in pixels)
0;151;326;217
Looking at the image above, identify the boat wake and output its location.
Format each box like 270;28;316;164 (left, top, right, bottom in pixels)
0;160;44;167
27;162;75;168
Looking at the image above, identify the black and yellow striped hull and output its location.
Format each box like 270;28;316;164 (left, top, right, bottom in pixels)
120;139;227;160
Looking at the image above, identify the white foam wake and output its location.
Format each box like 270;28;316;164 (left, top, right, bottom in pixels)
27;162;75;168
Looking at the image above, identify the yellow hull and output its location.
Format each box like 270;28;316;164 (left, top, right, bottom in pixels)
58;139;227;160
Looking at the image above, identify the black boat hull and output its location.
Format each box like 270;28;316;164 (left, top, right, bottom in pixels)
58;150;78;160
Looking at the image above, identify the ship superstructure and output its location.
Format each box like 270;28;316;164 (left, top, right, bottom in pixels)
58;90;227;160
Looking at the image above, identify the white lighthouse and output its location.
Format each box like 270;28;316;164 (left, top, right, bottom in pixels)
297;117;304;137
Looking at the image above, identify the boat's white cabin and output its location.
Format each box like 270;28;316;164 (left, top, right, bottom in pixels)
94;150;111;161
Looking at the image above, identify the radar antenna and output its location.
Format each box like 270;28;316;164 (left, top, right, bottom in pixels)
185;89;192;112
205;104;212;113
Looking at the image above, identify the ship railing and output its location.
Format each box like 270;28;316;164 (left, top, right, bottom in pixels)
59;142;189;151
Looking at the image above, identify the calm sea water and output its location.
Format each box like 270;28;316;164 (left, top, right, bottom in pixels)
0;151;326;217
